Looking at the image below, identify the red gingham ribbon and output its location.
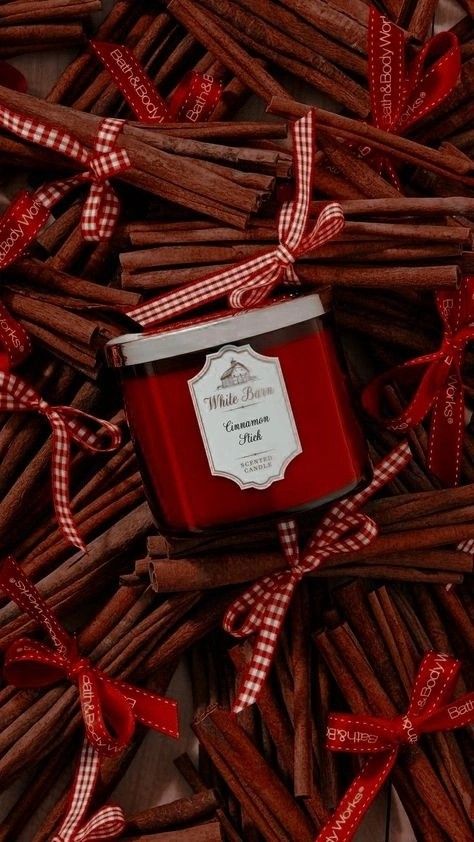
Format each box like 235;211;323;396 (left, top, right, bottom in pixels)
0;555;179;756
0;370;121;551
317;651;474;842
362;277;474;488
0;104;130;241
127;110;345;328
53;740;125;842
224;442;412;712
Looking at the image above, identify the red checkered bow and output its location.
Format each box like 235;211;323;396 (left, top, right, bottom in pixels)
53;740;125;842
0;104;130;241
127;110;345;328
224;442;412;713
0;370;121;551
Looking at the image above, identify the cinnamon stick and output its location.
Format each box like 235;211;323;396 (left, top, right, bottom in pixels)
174;753;242;842
124;823;223;841
193;705;314;841
127;791;219;832
290;586;313;798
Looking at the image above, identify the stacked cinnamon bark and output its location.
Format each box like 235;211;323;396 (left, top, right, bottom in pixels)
0;0;100;58
0;0;472;840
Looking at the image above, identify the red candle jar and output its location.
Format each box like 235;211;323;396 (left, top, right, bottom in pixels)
106;295;369;535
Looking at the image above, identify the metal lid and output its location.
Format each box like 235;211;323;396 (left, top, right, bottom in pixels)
106;294;326;368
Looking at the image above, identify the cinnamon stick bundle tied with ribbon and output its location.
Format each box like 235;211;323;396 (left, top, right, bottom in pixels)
363;275;474;487
0;555;179;755
317;651;474;842
365;7;461;188
0;108;130;270
127;109;344;328
0;252;122;552
223;442;411;713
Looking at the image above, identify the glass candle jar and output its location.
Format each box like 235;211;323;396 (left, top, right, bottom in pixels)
106;295;369;535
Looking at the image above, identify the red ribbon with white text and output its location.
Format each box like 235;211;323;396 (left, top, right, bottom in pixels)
362;276;474;487
0;300;31;369
127;110;345;328
224;442;411;712
0;111;130;270
53;740;126;842
91;40;223;124
0;555;179;756
316;651;474;842
367;7;460;187
0;371;122;550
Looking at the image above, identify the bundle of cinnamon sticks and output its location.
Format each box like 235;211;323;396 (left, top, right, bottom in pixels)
47;0;246;120
0;0;100;58
0;99;292;372
119;201;469;292
162;577;471;840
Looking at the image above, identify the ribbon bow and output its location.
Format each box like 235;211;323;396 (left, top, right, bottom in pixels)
0;370;121;550
367;8;460;188
362;277;474;487
127;110;345;328
317;651;474;842
0;555;179;755
0;108;130;268
223;442;411;713
34;115;130;242
53;740;126;842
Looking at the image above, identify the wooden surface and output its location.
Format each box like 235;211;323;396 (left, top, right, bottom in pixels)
0;0;466;839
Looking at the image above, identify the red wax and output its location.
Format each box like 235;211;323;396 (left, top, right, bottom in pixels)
118;314;368;534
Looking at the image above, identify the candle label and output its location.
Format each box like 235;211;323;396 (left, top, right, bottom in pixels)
189;344;302;489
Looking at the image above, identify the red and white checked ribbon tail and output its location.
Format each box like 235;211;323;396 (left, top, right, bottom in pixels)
0;101;130;243
225;442;412;712
53;740;126;842
0;371;121;550
126;110;345;328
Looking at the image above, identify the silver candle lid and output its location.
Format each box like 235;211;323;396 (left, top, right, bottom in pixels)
106;294;326;368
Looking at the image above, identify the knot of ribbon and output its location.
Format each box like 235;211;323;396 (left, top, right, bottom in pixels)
317;651;474;842
0;555;179;756
224;441;412;713
52;740;126;842
126;110;345;328
362;277;474;487
367;8;460;188
35;116;130;242
0;370;121;550
0;108;130;270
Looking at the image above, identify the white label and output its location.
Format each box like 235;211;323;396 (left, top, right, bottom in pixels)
188;344;302;489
